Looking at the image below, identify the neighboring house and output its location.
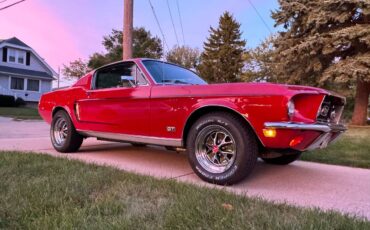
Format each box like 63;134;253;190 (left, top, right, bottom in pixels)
0;37;57;105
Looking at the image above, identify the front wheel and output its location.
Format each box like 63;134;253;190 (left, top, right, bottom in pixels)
51;110;83;153
187;112;258;185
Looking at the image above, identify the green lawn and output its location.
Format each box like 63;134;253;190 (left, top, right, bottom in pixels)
0;107;41;120
301;127;370;169
0;152;368;229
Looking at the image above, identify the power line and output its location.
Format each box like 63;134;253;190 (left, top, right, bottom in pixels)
247;0;273;34
176;0;185;46
0;0;25;11
166;0;179;47
147;0;170;51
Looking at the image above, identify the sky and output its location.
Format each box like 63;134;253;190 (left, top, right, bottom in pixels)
0;0;280;85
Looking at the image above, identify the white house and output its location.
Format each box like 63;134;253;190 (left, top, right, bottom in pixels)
0;37;57;105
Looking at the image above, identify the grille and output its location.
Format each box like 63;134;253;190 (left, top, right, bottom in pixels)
317;95;345;124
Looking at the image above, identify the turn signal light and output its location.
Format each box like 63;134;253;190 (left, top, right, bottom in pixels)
289;136;304;147
75;102;81;120
263;128;276;138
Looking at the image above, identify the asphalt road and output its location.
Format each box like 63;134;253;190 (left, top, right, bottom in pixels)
0;117;369;220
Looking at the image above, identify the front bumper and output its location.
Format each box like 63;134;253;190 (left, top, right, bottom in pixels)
264;122;346;151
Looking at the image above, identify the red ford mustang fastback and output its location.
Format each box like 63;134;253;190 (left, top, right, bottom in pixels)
39;58;346;184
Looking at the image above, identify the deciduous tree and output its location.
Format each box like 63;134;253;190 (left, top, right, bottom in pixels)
62;59;89;79
243;35;277;82
88;27;163;69
166;45;200;69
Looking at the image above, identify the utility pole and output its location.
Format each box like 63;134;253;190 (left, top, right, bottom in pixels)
123;0;133;60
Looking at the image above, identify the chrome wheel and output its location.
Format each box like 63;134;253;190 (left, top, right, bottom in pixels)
195;125;237;173
52;116;68;147
50;110;84;153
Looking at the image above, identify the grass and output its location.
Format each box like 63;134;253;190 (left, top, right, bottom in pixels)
0;152;369;229
0;107;41;120
301;127;370;169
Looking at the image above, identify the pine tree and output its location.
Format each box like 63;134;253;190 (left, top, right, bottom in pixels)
272;0;370;125
198;12;246;83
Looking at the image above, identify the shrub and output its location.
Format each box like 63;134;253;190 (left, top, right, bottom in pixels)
0;95;16;107
15;97;26;107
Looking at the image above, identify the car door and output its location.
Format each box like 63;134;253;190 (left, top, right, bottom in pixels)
76;61;151;136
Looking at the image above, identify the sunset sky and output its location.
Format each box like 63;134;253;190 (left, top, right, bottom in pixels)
0;0;279;84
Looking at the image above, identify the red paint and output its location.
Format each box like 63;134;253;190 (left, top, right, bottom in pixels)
291;94;324;123
38;58;344;151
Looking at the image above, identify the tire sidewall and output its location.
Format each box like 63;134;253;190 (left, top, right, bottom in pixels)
50;111;74;152
187;114;257;184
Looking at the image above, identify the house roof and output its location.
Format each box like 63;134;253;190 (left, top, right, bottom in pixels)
0;37;30;48
0;65;53;79
0;37;58;78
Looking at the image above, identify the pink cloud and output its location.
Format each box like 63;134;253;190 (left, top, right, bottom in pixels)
0;0;83;70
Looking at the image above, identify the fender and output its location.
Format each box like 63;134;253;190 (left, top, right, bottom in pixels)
182;100;266;147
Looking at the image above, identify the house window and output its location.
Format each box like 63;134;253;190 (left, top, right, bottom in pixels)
8;49;16;62
27;79;40;92
7;48;26;64
10;77;24;90
18;53;25;64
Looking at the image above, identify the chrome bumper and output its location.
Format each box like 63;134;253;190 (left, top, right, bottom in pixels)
264;122;347;150
264;122;347;133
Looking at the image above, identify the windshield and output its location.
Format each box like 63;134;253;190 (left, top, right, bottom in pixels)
142;60;207;85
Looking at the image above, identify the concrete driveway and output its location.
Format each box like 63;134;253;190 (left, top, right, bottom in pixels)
0;117;369;220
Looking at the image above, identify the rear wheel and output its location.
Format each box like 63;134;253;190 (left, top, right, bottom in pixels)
187;112;258;185
261;152;302;165
51;110;83;153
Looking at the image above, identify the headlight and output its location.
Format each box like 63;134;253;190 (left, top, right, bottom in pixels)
287;100;295;120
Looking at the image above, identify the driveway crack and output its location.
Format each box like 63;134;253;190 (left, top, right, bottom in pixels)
170;172;194;179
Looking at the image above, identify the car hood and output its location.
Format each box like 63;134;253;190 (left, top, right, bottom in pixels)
177;82;339;98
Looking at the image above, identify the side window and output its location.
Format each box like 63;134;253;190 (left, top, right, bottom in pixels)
94;62;147;89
